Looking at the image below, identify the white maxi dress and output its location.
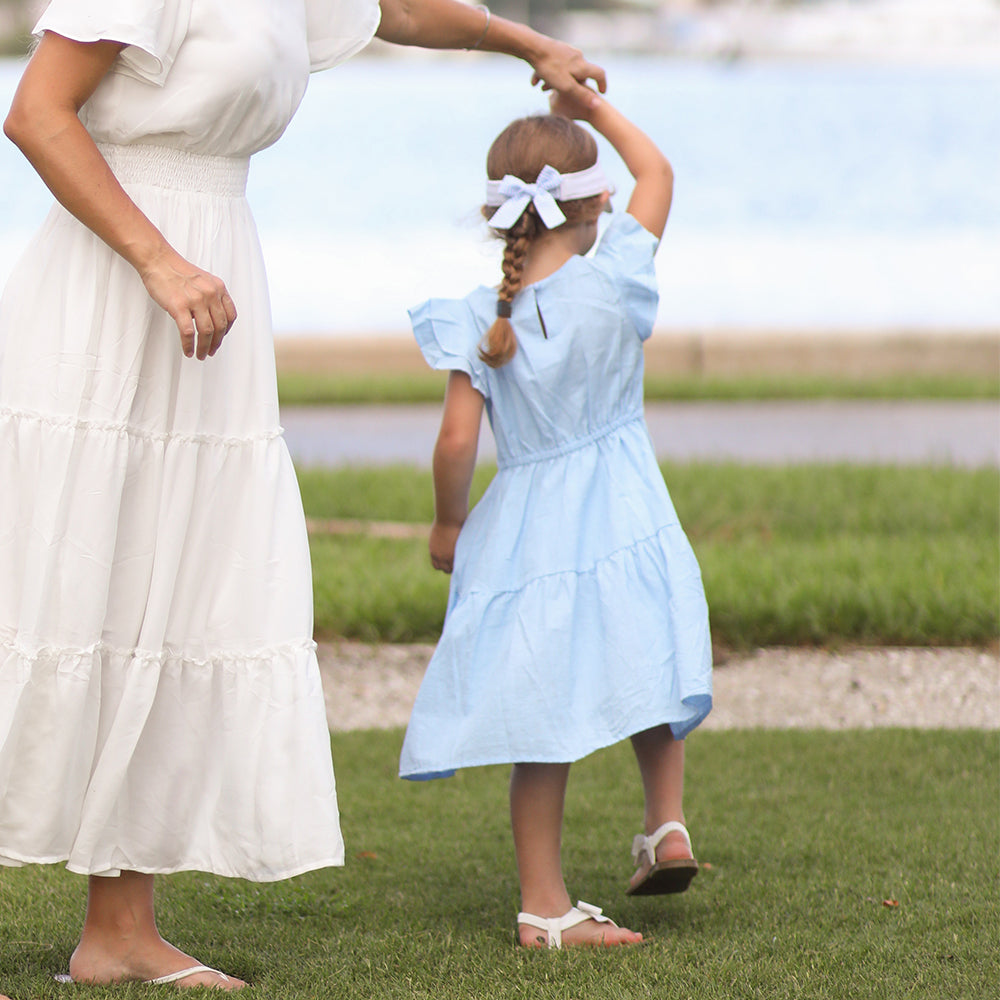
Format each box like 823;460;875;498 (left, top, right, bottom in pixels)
0;0;380;880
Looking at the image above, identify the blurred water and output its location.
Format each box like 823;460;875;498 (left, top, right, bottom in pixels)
1;53;997;334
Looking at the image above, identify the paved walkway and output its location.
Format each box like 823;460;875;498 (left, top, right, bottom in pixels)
282;401;999;468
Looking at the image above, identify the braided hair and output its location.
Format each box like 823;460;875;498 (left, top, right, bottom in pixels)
480;115;602;369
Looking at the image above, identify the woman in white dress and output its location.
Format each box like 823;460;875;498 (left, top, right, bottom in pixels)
0;0;605;989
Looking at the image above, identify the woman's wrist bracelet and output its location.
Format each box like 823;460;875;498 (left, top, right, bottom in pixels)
467;5;491;50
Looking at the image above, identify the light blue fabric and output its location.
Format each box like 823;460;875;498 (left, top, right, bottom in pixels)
400;214;712;781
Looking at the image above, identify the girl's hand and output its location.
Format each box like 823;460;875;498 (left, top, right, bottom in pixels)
139;250;237;360
528;37;606;107
549;88;600;123
429;521;462;574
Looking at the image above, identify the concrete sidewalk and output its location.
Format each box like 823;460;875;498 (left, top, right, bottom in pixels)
282;399;999;468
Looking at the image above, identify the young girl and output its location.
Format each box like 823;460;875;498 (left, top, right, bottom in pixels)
399;92;713;948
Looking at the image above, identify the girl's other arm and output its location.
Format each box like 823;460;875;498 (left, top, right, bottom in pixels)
376;0;605;107
550;92;673;240
4;33;236;359
429;371;484;574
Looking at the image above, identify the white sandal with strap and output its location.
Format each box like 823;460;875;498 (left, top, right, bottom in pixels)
627;820;699;896
55;964;231;987
517;900;618;949
147;965;232;986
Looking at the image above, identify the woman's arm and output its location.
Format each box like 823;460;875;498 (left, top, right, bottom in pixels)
3;32;236;359
550;91;673;239
376;0;605;106
429;370;484;573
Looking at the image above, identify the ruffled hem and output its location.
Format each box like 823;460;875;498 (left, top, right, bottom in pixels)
0;405;281;450
0;636;342;881
0;850;343;882
401;694;713;781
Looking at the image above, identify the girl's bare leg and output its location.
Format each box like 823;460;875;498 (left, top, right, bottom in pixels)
510;762;642;947
68;872;244;990
629;725;693;888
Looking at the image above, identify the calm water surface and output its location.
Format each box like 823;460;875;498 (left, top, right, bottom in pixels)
1;54;997;334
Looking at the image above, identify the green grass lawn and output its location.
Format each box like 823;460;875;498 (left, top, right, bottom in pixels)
278;371;1000;406
2;730;996;999
299;463;999;648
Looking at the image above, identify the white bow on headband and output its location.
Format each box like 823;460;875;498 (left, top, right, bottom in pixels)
485;163;611;231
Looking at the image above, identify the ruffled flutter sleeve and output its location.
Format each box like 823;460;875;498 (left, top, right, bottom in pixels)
409;298;491;399
305;0;381;72
33;0;191;87
592;213;661;342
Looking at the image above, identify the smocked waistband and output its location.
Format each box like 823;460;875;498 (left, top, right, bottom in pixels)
97;142;249;196
497;410;645;469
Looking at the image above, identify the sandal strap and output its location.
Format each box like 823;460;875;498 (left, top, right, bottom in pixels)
147;965;228;986
517;900;615;949
54;965;229;987
631;821;692;867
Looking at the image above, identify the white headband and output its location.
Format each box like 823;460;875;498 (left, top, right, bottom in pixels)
485;163;611;230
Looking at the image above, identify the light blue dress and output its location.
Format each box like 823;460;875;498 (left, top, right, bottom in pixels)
399;214;712;781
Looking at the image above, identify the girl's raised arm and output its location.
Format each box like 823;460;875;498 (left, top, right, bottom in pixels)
550;92;673;240
4;33;236;359
376;0;605;108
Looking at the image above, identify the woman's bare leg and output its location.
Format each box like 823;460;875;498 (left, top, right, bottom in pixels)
68;872;244;989
510;762;642;947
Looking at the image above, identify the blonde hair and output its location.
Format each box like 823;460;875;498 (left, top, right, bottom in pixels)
480;115;602;368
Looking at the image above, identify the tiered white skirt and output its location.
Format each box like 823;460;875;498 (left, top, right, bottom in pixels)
0;144;342;880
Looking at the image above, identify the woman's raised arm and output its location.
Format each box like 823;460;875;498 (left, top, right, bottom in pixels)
375;0;605;106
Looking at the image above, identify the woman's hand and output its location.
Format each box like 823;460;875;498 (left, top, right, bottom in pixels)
429;520;462;573
528;37;606;107
139;250;237;360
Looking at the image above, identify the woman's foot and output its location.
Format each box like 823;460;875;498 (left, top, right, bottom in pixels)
517;901;643;948
68;939;245;990
70;872;245;989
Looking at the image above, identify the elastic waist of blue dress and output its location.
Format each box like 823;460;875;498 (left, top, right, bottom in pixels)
96;142;250;197
497;409;645;469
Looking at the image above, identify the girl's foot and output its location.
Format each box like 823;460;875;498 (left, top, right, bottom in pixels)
68;939;245;990
628;821;698;895
517;902;643;948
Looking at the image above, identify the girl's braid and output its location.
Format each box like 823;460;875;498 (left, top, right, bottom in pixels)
480;209;539;368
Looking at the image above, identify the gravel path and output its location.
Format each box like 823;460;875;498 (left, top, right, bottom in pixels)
317;643;999;733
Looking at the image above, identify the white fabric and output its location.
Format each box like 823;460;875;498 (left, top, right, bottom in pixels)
305;0;381;72
486;162;612;229
33;0;380;155
1;0;381;881
35;0;193;86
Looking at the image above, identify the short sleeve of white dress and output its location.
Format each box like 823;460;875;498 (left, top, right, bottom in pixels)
409;298;491;400
305;0;381;72
591;213;661;342
33;0;192;86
